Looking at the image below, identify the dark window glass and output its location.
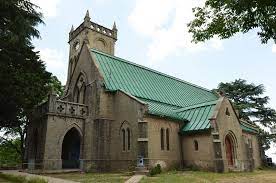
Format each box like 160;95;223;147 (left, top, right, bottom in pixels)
226;108;230;116
166;128;170;150
122;129;126;151
127;128;131;151
161;128;164;150
194;140;199;151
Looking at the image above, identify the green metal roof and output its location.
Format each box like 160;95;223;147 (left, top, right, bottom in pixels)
240;122;259;134
138;98;184;121
91;49;219;132
177;101;217;133
92;49;218;108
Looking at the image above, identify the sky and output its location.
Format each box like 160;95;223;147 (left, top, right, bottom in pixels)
31;0;276;161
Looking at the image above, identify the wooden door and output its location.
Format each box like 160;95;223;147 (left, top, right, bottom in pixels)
225;136;234;166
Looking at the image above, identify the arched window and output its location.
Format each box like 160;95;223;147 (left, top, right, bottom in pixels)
166;128;170;150
127;128;131;151
74;74;86;104
226;107;230;116
160;128;164;150
122;129;126;151
194;140;199;151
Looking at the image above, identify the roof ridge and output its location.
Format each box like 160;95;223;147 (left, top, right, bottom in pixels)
175;100;218;113
138;97;182;109
91;49;215;94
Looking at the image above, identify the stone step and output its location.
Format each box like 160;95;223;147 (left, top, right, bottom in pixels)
133;170;149;175
134;166;149;175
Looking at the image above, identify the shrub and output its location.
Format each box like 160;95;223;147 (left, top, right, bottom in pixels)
149;164;162;176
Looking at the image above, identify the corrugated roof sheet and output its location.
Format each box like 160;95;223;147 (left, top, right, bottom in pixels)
177;101;217;133
91;49;220;132
92;49;218;108
138;98;184;121
240;122;259;134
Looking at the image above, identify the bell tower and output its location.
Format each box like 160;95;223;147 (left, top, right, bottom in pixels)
68;10;117;57
65;10;117;89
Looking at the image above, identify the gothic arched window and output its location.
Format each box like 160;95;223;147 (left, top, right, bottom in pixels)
74;74;86;104
194;140;199;151
166;128;170;150
122;129;126;151
160;128;164;150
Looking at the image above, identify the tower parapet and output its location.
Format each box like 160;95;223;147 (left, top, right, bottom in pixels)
69;10;117;42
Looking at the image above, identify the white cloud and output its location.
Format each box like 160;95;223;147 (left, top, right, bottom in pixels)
272;44;276;53
128;0;223;62
38;48;67;84
31;0;61;18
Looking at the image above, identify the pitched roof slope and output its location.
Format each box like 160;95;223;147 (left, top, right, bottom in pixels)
92;49;218;110
176;101;217;133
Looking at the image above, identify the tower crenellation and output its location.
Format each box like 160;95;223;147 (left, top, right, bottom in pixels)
69;21;117;43
68;10;117;57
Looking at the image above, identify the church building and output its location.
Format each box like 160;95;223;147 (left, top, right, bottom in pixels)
26;11;261;173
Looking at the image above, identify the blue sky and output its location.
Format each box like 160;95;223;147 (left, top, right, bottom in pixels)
32;0;276;159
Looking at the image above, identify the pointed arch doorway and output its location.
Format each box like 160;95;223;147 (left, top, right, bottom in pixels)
61;128;81;169
225;134;235;167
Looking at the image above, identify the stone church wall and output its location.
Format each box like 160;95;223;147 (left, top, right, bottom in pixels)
99;91;146;171
215;98;250;172
181;133;214;170
242;132;262;169
146;116;182;170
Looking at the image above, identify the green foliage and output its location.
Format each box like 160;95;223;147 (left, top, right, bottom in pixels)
0;0;44;46
188;0;276;44
0;173;48;183
217;79;276;127
186;165;200;171
149;164;162;176
0;138;21;167
47;76;64;98
0;0;50;128
217;79;276;149
0;0;64;166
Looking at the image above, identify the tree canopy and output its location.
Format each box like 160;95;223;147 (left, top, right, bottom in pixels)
0;0;63;164
188;0;276;44
0;0;59;128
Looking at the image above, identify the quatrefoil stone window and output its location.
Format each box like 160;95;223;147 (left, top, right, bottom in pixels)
80;108;86;115
57;105;64;113
69;106;75;115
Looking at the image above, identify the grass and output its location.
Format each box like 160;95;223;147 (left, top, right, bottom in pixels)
140;170;276;183
47;172;132;183
0;173;47;183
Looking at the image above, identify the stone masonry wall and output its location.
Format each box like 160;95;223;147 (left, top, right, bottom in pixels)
181;133;214;171
146;116;182;170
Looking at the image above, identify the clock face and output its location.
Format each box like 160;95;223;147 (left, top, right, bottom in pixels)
74;41;80;51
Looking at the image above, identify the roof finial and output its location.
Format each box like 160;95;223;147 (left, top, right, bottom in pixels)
70;25;74;33
112;21;117;30
84;10;90;21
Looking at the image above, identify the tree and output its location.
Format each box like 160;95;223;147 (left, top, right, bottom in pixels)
188;0;276;44
0;0;46;128
217;79;276;150
0;138;21;167
0;0;64;165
